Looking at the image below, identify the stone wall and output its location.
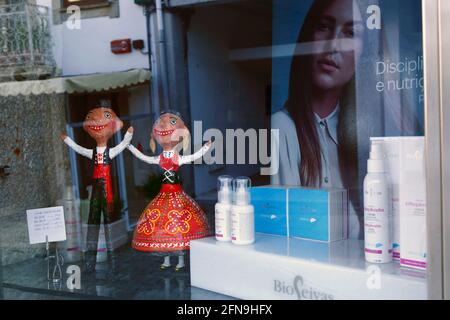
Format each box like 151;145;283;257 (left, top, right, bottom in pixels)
0;93;72;266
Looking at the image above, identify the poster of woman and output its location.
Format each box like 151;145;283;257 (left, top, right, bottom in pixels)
270;0;424;239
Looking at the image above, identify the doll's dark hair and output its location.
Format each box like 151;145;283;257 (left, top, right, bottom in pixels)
160;109;182;118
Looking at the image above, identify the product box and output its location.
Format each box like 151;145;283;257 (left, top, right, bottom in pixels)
289;188;348;242
250;186;288;236
371;137;401;260
251;186;348;242
399;137;426;270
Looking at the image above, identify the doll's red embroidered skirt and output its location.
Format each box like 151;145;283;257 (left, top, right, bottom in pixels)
132;184;211;253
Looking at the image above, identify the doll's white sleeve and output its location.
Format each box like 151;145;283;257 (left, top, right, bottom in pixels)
127;144;160;165
179;143;211;166
63;136;93;159
110;131;133;159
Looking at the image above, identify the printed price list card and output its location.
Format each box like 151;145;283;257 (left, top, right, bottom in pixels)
27;206;67;244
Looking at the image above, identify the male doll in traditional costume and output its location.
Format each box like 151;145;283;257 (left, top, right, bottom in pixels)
61;103;133;272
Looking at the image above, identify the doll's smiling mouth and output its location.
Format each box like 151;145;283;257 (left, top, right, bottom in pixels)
154;129;174;136
89;125;107;132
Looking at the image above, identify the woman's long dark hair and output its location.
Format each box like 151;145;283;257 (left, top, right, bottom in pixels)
285;0;363;187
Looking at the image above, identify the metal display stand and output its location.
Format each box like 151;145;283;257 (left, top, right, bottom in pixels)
45;236;64;284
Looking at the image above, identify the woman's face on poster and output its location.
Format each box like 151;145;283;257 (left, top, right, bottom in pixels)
310;0;364;91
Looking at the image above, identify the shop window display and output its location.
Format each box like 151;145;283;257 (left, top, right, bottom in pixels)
0;0;444;301
190;0;428;300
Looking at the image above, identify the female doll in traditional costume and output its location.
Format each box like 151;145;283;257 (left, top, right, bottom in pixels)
60;104;133;271
127;110;211;271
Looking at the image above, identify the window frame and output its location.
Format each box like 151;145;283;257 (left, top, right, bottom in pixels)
54;0;119;25
62;0;110;8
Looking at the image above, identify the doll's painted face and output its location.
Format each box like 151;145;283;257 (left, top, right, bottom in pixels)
152;113;187;150
83;107;123;143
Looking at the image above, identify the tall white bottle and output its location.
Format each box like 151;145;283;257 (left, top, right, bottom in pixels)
215;175;233;242
364;141;392;264
56;186;82;263
231;177;255;245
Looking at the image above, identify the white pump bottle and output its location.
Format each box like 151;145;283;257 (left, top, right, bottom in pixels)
215;175;233;242
364;141;392;264
231;177;255;245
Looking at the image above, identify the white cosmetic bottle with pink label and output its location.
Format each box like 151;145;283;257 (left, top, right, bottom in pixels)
364;141;393;264
215;176;233;242
231;177;255;245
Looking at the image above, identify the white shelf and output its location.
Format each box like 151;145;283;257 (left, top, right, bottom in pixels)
190;233;427;300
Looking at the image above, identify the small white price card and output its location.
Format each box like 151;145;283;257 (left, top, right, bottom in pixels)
26;206;67;244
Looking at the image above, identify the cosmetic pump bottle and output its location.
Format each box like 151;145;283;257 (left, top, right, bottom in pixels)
364;141;392;264
215;175;233;242
231;177;255;245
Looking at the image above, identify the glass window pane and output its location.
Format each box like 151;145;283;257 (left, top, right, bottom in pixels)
0;0;439;301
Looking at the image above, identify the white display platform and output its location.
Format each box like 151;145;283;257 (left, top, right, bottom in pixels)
190;234;427;300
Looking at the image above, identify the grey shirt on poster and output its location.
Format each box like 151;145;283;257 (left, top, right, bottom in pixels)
270;106;360;239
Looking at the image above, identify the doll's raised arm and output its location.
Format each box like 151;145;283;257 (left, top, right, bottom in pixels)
110;127;133;159
63;135;93;159
128;144;160;165
179;141;212;166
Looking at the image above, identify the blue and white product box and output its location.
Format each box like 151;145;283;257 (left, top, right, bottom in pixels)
399;137;427;270
250;186;288;237
250;186;348;242
289;188;348;242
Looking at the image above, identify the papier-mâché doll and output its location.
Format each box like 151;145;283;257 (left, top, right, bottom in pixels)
61;104;133;271
127;110;211;271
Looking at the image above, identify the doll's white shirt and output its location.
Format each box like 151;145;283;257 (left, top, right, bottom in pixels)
127;143;211;166
127;145;160;164
63;131;133;161
163;150;175;159
179;144;211;165
95;146;106;164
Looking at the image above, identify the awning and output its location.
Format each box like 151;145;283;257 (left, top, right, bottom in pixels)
0;68;151;97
